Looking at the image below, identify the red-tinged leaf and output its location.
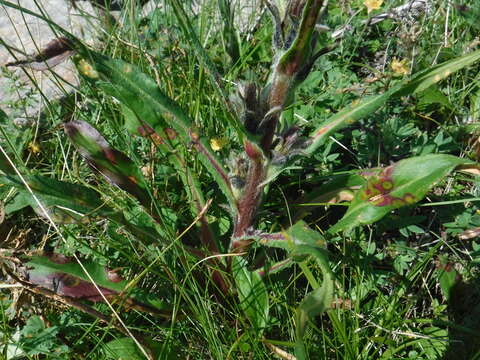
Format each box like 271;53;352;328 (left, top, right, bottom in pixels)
64;121;153;211
328;154;471;234
6;37;74;71
24;254;170;314
73;51;237;212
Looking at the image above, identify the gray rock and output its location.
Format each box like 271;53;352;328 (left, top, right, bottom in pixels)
0;0;97;119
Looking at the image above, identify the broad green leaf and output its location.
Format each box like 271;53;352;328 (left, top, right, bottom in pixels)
19;315;68;356
233;257;269;333
306;48;480;155
64;120;153;212
328;154;470;234
4;191;31;215
103;338;146;360
436;256;459;301
74;52;237;212
0;174;161;241
26;254;171;314
259;220;327;252
258;221;334;359
103;337;171;360
294;246;334;360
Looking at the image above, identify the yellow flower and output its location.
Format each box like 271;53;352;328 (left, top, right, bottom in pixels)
391;58;410;76
364;0;383;13
210;137;228;151
77;59;99;79
28;141;41;155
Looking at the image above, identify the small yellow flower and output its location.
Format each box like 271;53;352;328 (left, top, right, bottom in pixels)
28;141;41;155
210;137;228;152
364;0;383;13
391;58;410;76
77;59;99;79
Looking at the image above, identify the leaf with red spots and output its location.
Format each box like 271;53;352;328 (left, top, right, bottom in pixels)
328;154;471;234
24;254;170;314
73;50;236;211
64;121;153;213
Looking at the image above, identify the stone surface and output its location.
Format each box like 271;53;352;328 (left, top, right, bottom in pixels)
0;0;97;118
0;0;261;119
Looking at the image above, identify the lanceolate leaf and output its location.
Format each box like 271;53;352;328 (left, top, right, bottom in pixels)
294;245;334;360
394;48;480;97
74;52;237;212
25;254;170;314
305;48;480;155
265;221;334;360
304;86;399;156
328;154;470;234
233;257;269;333
64;120;153;212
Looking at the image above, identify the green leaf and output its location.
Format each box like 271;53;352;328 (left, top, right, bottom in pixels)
103;337;172;360
259;220;327;253
417;86;452;109
305;86;400;155
4;191;31;215
233;257;269;333
328;154;470;234
19;315;68;356
75;52;237;212
103;337;146;360
0;174;162;242
394;48;480;97
306;48;480;155
436;257;459;301
259;221;334;359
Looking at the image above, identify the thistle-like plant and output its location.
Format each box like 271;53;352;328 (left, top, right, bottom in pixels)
1;0;480;358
